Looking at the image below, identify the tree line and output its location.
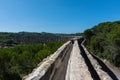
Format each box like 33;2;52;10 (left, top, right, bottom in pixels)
0;41;65;80
0;32;73;47
84;21;120;67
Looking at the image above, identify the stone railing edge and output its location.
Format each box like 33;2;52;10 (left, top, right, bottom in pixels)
23;41;71;80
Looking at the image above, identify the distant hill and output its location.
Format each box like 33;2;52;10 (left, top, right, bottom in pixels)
84;21;120;67
0;32;74;47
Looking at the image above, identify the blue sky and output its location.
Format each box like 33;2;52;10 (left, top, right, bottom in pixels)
0;0;120;33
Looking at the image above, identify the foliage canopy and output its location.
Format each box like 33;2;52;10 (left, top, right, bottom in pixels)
84;21;120;67
0;41;64;80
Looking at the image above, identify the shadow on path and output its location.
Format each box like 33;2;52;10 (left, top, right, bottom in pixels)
77;39;100;80
91;54;118;80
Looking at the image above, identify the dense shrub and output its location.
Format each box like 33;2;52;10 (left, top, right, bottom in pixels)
84;21;120;67
0;41;64;80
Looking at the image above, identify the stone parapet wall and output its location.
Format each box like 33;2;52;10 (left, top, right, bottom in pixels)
23;41;72;80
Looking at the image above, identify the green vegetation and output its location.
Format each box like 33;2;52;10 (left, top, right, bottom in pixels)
0;32;73;80
84;21;120;67
0;41;64;80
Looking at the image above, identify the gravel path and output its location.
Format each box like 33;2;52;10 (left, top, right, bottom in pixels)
66;40;93;80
